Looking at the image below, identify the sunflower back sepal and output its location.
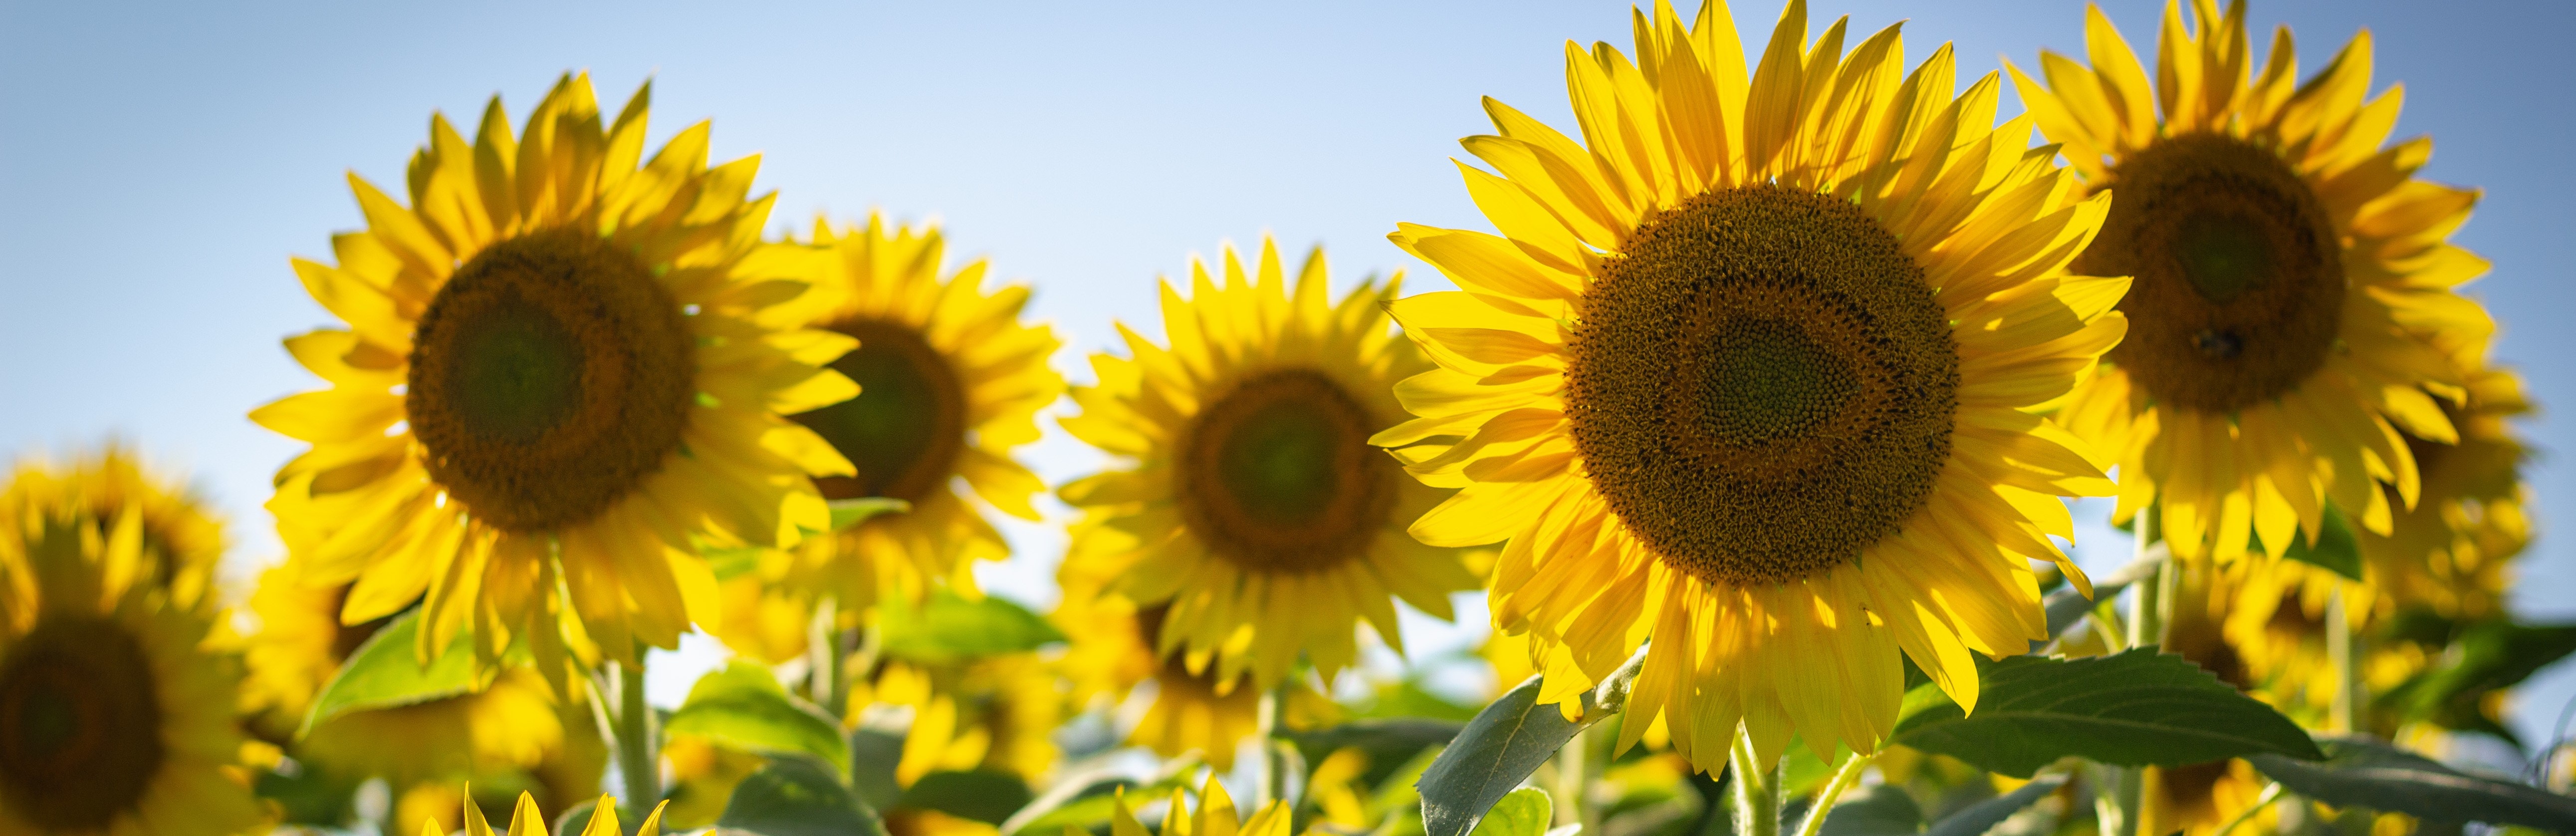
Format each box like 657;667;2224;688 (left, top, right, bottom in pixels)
1889;647;2324;779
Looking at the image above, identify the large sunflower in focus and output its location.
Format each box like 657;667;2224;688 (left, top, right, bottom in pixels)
0;446;225;615
2024;1;2492;561
713;212;1062;662
252;74;858;675
0;490;262;835
1376;0;2125;767
1059;238;1477;692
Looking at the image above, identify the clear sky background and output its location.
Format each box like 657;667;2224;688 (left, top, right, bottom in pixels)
4;0;2571;749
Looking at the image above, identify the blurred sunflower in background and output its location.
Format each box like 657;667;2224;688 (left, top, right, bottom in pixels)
0;477;263;835
712;212;1062;666
1377;0;2122;767
1058;238;1477;694
1110;773;1290;836
2028;0;2493;562
0;446;225;615
250;72;858;679
232;564;606;832
435;791;667;836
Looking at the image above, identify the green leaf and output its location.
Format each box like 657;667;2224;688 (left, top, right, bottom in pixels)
831;497;912;531
720;754;892;836
252;761;365;827
1416;649;1645;836
1921;776;2063;836
1289;718;1462;794
1468;789;1552;836
301;609;484;734
2276;503;2362;580
2380;619;2576;746
2247;736;2576;831
706;545;765;582
1820;785;1922;836
849;712;909;813
2032;552;2164;652
1890;648;2323;778
666;663;850;772
899;770;1036;825
879;589;1065;664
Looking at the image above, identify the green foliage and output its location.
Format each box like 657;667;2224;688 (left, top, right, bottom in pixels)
2276;504;2362;580
1289;718;1462;792
900;770;1037;825
2248;736;2576;831
1920;776;2062;836
2379;618;2576;746
1415;652;1643;836
1468;789;1553;836
849;714;909;813
1819;785;1923;836
666;663;850;772
719;754;893;836
251;761;365;827
705;545;764;581
300;609;485;734
879;589;1065;664
1890;648;2322;778
831;497;912;531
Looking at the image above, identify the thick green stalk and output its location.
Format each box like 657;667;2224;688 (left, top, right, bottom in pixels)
1555;724;1594;831
1255;682;1284;809
1791;751;1874;836
1729;732;1780;836
808;593;845;721
614;659;661;808
2327;588;2361;734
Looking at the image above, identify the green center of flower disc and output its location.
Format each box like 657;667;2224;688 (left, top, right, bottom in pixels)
794;319;966;504
408;229;696;532
1569;185;1957;587
1178;369;1395;574
0;616;165;830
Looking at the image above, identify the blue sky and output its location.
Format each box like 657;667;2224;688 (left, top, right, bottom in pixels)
4;0;2572;746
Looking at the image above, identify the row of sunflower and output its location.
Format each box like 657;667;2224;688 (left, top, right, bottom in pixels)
3;0;2569;835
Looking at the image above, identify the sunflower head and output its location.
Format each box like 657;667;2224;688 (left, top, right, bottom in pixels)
252;72;860;676
1377;0;2125;768
1057;237;1478;694
2023;1;2493;562
0;445;225;617
0;476;262;836
709;212;1063;663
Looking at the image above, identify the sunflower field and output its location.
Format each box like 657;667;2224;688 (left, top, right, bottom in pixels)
6;1;2576;836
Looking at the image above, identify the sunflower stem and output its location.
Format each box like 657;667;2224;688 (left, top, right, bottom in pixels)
1256;680;1285;810
1791;750;1874;836
1728;730;1780;836
2327;587;2361;734
809;592;843;720
613;657;662;809
1554;722;1591;831
2127;510;2169;650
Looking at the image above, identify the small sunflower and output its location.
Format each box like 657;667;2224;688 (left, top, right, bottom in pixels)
712;212;1063;662
1056;564;1258;771
852;653;1064;787
1110;774;1291;836
2025;1;2494;561
252;73;858;675
1376;0;2123;768
2360;354;2529;620
0;487;262;835
0;445;225;614
1059;238;1476;694
234;565;605;807
431;791;666;836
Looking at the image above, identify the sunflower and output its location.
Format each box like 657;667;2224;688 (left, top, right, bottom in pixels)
1055;558;1260;771
0;486;263;835
233;565;605;813
1110;774;1291;836
1059;237;1476;695
852;653;1065;787
2359;352;2528;620
0;446;225;615
2024;1;2493;562
432;791;666;836
251;73;858;676
1374;0;2123;768
711;212;1063;662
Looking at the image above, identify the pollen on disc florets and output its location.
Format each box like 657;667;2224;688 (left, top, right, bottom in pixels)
0;616;165;830
1568;185;1958;587
793;318;968;505
1175;369;1396;575
407;229;696;533
2078;132;2344;412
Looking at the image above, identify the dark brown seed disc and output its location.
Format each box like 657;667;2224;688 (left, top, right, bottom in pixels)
1567;185;1957;587
1175;369;1397;575
0;616;166;829
793;319;968;504
407;229;696;533
2077;132;2344;412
